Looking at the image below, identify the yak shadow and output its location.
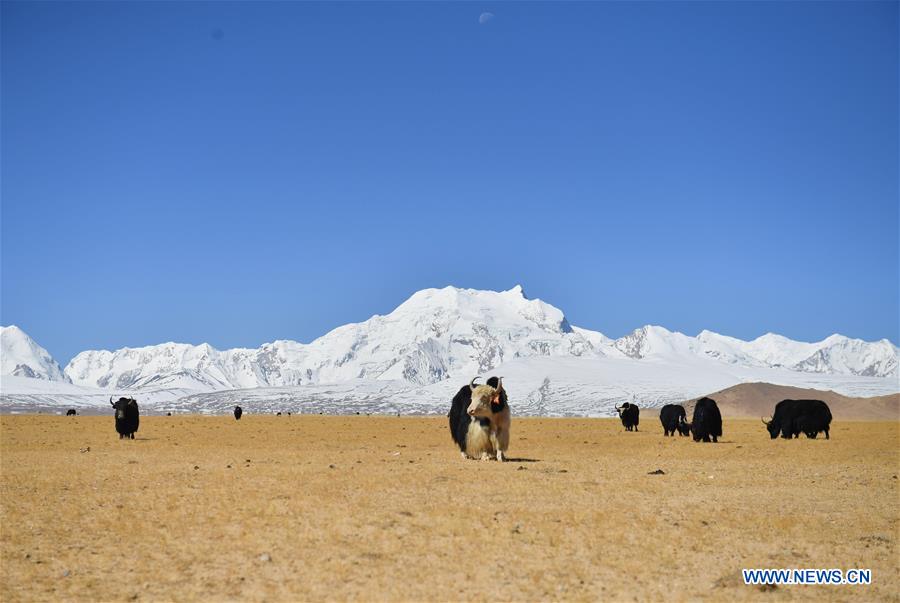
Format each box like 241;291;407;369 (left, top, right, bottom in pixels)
505;457;540;463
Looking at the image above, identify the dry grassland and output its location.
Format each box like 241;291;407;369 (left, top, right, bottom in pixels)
1;415;898;602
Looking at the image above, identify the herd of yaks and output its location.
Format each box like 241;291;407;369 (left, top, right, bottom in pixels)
447;377;834;461
74;378;833;461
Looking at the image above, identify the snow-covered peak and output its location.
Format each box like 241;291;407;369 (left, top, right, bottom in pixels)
0;325;69;382
7;287;896;397
65;341;237;392
791;334;898;378
64;286;603;390
613;325;697;359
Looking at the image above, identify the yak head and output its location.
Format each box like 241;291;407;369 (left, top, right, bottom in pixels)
110;397;128;420
677;420;691;436
110;397;136;420
689;413;704;441
691;425;701;442
467;377;503;419
761;417;779;439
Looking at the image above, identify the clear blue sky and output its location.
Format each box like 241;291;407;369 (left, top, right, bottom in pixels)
2;1;898;363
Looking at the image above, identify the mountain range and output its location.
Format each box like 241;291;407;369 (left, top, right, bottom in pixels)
1;286;897;415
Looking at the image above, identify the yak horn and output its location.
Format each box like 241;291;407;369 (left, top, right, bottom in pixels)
761;417;770;425
110;396;115;406
494;377;503;392
470;377;480;391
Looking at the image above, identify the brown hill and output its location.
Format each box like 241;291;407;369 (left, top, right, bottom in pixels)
665;382;899;420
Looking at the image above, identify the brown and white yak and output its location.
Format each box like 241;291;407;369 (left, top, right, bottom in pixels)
448;376;510;461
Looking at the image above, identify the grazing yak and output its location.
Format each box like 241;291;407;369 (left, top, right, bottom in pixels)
66;409;77;416
110;397;140;440
448;376;510;461
763;399;832;440
615;402;640;432
234;406;243;420
690;397;722;443
659;404;688;436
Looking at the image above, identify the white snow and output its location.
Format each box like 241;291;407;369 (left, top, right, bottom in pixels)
0;326;69;382
2;285;898;414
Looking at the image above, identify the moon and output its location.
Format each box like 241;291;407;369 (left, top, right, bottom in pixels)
478;12;494;25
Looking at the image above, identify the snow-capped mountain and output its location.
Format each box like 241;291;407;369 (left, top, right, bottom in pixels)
615;325;898;377
0;325;69;382
64;286;607;391
62;286;899;391
1;286;897;415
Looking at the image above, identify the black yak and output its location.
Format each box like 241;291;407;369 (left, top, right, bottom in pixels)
110;397;139;440
659;404;688;437
448;376;510;461
690;397;721;443
234;406;243;420
763;399;832;440
66;409;77;416
615;402;640;431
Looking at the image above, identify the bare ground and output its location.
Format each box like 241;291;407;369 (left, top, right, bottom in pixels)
1;415;897;602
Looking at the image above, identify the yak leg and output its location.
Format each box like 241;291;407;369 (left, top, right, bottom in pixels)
493;427;509;462
489;432;502;462
824;428;830;440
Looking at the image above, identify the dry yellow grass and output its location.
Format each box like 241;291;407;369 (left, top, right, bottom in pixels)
1;415;898;602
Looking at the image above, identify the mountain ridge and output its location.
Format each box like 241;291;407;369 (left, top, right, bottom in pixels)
3;287;898;400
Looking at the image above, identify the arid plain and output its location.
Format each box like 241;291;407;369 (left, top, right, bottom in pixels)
1;415;897;602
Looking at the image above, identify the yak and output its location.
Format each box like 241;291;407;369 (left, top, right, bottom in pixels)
763;399;832;440
659;404;688;437
690;397;722;443
66;409;77;416
111;397;139;440
234;406;243;420
615;402;640;432
448;376;510;461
